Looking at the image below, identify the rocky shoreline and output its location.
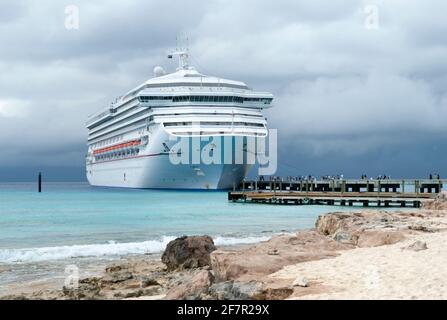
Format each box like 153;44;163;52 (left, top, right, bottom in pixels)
3;193;447;300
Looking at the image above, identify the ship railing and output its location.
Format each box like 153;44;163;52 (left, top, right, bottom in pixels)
86;109;112;126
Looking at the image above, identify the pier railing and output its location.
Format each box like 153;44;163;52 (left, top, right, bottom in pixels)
236;178;445;194
229;178;445;208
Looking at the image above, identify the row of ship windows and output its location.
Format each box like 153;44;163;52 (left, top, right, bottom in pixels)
90;111;266;141
92;135;124;149
95;148;140;161
91;106;264;132
89;119;147;142
164;122;265;128
171;131;267;136
90;93;269;127
90;110;148;135
139;96;272;104
92;111;264;134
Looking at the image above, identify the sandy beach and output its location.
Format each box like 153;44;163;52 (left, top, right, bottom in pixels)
272;230;447;299
2;193;447;300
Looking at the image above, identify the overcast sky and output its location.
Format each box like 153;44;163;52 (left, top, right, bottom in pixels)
1;0;446;181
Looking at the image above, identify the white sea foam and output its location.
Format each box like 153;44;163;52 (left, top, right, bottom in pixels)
0;235;273;263
213;235;271;246
0;236;177;263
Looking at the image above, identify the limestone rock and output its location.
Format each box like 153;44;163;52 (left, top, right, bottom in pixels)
232;281;264;299
255;285;294;300
164;270;214;300
1;294;29;300
356;230;405;247
316;213;355;237
316;211;408;247
408;225;435;233
423;192;447;210
63;277;102;300
333;231;353;244
100;272;133;285
140;277;160;288
0;266;12;273
208;281;234;300
162;236;216;270
105;264;124;273
113;286;162;299
210;231;349;281
208;281;263;300
292;277;309;287
403;241;428;252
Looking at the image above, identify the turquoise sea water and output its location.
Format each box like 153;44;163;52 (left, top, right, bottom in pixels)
0;182;368;263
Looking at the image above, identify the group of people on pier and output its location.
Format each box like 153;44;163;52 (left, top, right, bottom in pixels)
256;173;442;183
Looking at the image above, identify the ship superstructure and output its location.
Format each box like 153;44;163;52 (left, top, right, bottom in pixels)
86;49;274;189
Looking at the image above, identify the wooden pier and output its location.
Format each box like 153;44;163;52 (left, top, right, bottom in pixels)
228;179;445;208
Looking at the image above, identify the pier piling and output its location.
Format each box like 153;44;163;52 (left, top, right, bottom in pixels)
38;172;42;193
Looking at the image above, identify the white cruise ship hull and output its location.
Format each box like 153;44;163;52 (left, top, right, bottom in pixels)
87;157;251;190
86;129;254;189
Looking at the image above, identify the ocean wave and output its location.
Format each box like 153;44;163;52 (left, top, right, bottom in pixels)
0;237;177;263
0;235;272;263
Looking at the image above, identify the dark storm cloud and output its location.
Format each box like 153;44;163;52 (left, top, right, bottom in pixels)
1;0;447;179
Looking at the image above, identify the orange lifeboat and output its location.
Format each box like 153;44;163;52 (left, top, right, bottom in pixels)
94;139;141;156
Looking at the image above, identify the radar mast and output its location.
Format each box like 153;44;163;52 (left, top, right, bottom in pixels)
168;34;191;70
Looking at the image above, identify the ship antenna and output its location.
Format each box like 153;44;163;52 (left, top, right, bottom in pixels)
168;34;191;71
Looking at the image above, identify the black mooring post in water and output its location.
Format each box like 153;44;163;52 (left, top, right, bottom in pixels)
38;172;42;193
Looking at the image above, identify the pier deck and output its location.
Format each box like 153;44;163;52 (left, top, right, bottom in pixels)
228;179;445;207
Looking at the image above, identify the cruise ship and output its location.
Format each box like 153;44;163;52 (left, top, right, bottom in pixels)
85;49;274;189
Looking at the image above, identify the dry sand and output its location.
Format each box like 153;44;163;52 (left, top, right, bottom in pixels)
270;229;447;299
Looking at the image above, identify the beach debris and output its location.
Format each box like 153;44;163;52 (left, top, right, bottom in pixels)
162;235;217;270
402;241;428;252
292;276;309;287
267;248;279;255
